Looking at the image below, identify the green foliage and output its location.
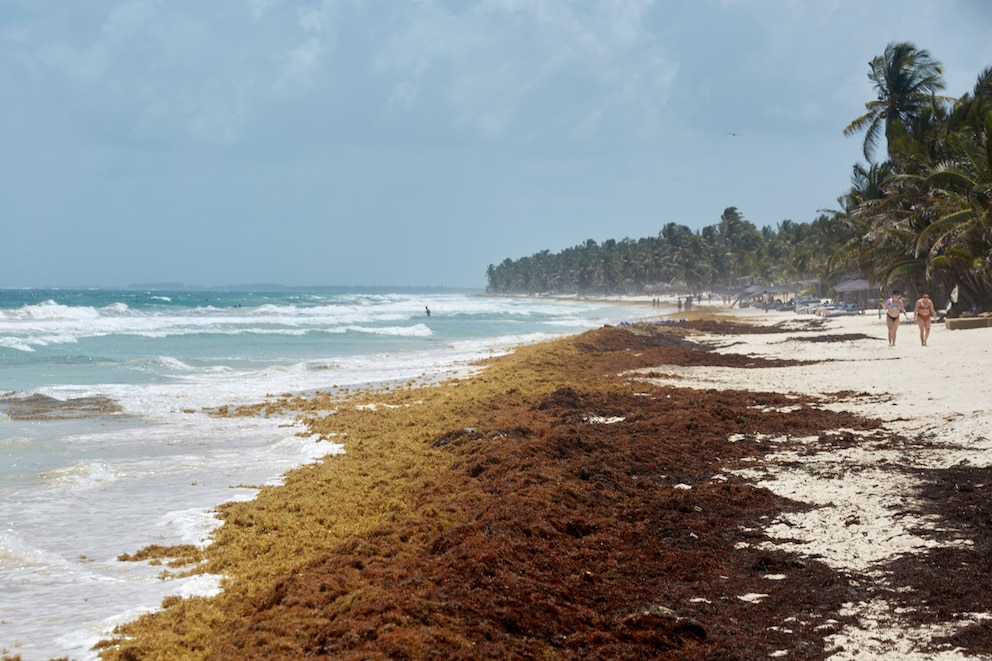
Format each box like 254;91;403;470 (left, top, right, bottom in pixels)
840;44;992;308
485;209;851;296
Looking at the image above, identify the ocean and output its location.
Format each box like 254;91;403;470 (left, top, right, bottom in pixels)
0;288;659;660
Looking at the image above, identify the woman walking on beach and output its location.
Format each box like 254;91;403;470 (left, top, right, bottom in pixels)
884;291;908;346
914;291;936;346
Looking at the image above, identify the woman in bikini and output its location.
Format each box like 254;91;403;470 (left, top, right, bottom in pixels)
914;291;936;346
883;290;908;346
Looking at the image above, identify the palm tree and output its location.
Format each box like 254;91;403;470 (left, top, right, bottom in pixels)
841;161;894;212
914;110;992;303
844;42;949;163
949;66;992;134
828;161;898;284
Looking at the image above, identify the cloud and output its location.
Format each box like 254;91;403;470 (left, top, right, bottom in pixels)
247;0;282;20
372;0;675;140
8;1;680;150
17;1;326;146
273;37;326;94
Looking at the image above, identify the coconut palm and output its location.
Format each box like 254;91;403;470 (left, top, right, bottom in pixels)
914;109;992;302
948;66;992;134
844;42;949;163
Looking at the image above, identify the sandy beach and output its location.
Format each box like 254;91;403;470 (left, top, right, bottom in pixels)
641;307;992;659
94;305;992;660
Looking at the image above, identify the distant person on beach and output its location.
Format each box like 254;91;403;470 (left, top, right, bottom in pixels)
914;291;935;346
677;297;683;312
425;306;431;317
883;291;908;346
762;291;770;313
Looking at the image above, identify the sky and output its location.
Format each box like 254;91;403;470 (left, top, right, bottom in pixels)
2;0;991;289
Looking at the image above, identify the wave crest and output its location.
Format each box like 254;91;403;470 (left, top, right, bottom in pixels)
10;300;100;321
344;324;433;337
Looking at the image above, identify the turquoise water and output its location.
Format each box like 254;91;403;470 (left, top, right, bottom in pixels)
0;288;659;660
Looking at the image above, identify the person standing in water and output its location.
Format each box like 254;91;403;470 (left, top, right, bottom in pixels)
425;306;431;317
914;291;935;346
883;291;908;346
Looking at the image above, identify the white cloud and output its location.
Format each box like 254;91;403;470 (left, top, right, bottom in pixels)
40;0;162;86
373;0;674;140
188;90;251;144
274;37;325;93
385;79;419;109
246;0;282;20
297;0;337;31
25;1;334;146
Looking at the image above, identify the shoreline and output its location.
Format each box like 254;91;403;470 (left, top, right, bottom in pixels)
94;307;992;659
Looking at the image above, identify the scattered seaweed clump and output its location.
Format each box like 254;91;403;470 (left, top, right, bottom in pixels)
118;544;205;569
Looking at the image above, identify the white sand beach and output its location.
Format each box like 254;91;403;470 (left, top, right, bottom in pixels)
641;307;992;659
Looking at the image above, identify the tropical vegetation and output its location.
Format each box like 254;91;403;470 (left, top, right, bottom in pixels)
486;42;992;313
485;208;843;299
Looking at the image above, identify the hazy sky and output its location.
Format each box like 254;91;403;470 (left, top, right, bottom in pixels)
2;0;990;288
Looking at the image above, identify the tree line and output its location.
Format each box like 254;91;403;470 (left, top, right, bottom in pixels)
486;42;992;312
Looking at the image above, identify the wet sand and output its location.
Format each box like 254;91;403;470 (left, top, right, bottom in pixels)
96;308;992;660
